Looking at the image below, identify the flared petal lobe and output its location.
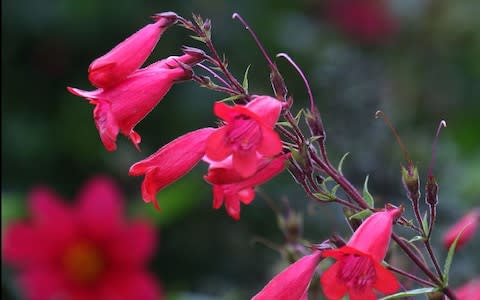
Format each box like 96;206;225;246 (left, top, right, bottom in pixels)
204;154;289;220
88;14;178;88
252;251;322;300
129;128;216;206
442;208;479;251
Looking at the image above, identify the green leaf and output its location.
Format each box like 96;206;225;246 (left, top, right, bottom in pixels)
421;211;429;236
189;35;206;43
337;152;350;176
218;94;245;103
363;175;374;208
331;184;340;197
349;209;372;220
379;287;440;299
313;192;334;202
443;224;471;286
242;65;251;93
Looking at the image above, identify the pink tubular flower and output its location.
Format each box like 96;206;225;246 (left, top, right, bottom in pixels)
129;128;216;208
454;278;480;300
204;153;289;220
68;52;204;151
320;207;402;300
88;12;178;88
205;95;283;178
442;208;479;251
2;176;162;300
252;251;323;300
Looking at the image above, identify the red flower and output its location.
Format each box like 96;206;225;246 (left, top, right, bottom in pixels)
252;251;323;300
442;208;479;251
204;153;289;220
326;0;396;44
129;127;216;208
68;52;203;151
2;176;162;300
205;95;283;178
454;278;480;300
88;13;178;88
320;207;402;300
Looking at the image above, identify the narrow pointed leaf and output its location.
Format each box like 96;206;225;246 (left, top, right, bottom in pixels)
379;287;440;299
349;209;372;220
363;175;374;207
443;225;470;286
243;65;251;93
337;152;350;175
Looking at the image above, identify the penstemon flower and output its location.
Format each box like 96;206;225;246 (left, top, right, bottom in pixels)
68;52;204;151
320;207;402;300
205;95;284;177
442;208;479;251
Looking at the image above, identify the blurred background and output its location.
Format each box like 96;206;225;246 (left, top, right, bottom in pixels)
2;0;479;299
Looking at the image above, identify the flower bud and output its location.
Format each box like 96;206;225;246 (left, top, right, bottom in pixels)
401;164;420;202
425;175;438;206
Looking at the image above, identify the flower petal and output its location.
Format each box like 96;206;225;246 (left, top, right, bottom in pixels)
258;126;283;157
129;128;215;206
75;175;125;239
253;251;322;300
320;261;348;300
108;220;157;267
373;261;400;295
246;96;282;128
233;149;258;178
205;126;232;161
349;289;377;300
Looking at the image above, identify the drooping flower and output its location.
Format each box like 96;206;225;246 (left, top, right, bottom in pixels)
442;208;479;251
204;153;289;220
325;0;397;44
129;127;216;208
454;278;480;300
88;12;178;88
2;176;162;300
68;52;204;151
205;95;283;178
252;251;323;300
320;207;402;300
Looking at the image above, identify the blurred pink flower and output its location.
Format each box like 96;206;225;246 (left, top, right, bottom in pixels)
454;278;480;300
2;176;163;300
326;0;397;44
442;208;479;251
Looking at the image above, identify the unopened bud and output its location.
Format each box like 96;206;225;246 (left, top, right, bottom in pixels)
425;176;438;206
270;67;288;100
305;107;325;141
427;291;445;300
153;11;179;27
401;165;420;203
277;209;303;243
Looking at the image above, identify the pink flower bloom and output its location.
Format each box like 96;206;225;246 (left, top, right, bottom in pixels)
68;52;203;151
320;207;402;300
442;208;479;251
205;95;283;178
326;0;397;44
88;13;178;88
252;251;323;300
2;176;162;300
204;154;289;220
454;278;480;300
129;128;216;208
